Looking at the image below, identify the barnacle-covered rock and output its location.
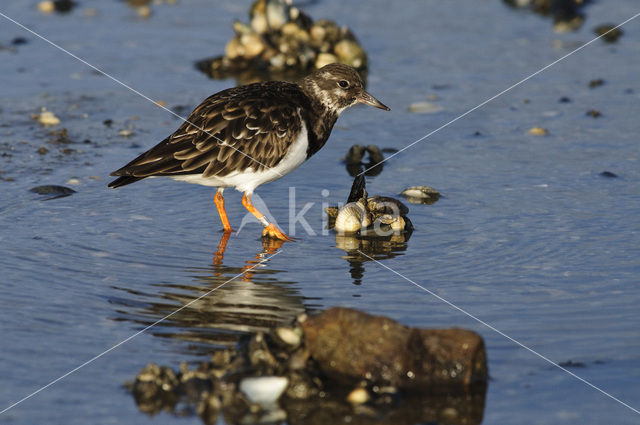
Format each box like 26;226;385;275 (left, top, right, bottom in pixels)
196;0;368;84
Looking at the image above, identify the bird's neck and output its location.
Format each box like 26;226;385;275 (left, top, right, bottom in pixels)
298;79;341;158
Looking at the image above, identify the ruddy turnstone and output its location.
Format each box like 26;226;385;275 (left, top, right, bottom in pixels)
108;63;389;240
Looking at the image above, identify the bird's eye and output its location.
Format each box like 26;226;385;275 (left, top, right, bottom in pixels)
338;80;350;89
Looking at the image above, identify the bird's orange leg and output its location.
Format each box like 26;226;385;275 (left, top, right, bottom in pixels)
241;192;293;241
214;188;233;232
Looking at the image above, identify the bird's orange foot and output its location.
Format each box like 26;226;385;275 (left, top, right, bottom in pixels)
262;224;294;241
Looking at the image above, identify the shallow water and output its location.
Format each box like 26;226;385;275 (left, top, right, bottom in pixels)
1;0;640;424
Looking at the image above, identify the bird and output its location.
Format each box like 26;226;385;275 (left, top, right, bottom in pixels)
108;63;389;241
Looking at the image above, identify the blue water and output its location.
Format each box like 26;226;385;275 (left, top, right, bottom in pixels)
1;0;639;424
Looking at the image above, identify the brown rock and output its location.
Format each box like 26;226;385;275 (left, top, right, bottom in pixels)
301;307;487;392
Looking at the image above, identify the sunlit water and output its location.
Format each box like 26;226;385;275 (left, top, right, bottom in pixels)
1;0;640;424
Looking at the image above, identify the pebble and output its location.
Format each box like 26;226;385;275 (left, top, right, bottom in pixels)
528;126;548;136
36;108;60;126
586;109;601;118
239;376;289;405
118;129;134;137
408;101;443;114
594;24;623;43
589;78;605;89
37;1;55;13
346;387;370;405
600;171;618;178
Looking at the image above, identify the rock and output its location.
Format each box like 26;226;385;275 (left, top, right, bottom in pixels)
301;307;487;392
528;126;548;136
29;185;76;200
594;24;623;43
197;0;367;82
586;109;601;118
589;78;605;88
600;171;617;178
239;376;289;405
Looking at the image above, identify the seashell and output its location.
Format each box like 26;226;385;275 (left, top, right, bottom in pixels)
408;101;443;114
334;201;368;233
315;52;338;69
324;206;339;219
275;327;301;348
265;0;290;30
239;376;289;405
37;108;61;126
225;36;244;60
240;33;265;58
346;387;370;405
233;20;252;36
401;185;439;200
528;126;548;136
309;23;326;44
269;53;286;70
249;0;268;34
390;216;406;232
334;39;366;69
367;196;409;217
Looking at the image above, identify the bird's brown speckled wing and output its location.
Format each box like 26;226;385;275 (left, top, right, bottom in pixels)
109;82;307;182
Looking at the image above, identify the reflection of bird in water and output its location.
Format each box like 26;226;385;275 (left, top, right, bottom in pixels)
327;172;413;285
344;144;386;177
109;234;307;355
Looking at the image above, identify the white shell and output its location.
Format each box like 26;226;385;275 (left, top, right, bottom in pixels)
239;376;289;405
334;202;364;233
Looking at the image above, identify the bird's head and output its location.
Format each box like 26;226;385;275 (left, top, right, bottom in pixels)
301;63;390;115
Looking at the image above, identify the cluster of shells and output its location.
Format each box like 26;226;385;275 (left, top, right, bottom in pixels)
503;0;588;32
197;0;368;82
127;314;403;424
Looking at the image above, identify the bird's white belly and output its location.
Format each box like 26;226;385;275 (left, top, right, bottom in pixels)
171;121;309;194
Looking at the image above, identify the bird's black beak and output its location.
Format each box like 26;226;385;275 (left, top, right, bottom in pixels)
356;90;390;111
